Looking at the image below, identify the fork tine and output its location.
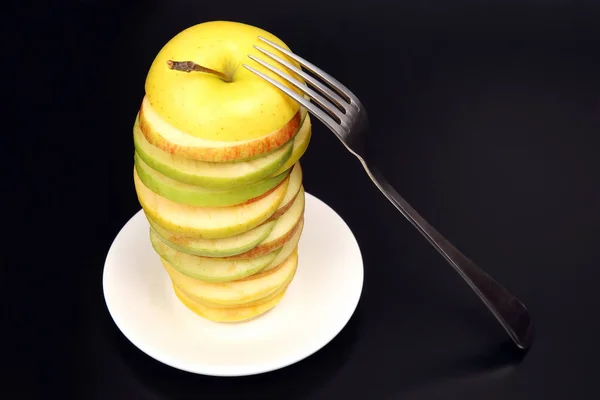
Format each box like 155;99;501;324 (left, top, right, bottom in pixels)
257;36;359;107
242;63;340;132
247;54;346;124
253;45;349;114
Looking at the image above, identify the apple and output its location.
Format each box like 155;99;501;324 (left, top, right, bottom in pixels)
134;152;290;207
150;228;280;282
157;185;305;258
134;166;289;239
162;249;298;306
140;21;306;162
226;188;305;259
268;162;303;220
271;115;312;177
148;217;276;258
175;263;296;310
133;115;296;189
257;218;303;272
172;282;289;322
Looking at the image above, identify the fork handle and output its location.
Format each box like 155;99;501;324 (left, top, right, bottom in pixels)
363;164;534;349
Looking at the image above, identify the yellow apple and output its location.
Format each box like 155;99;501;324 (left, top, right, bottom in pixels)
141;20;306;162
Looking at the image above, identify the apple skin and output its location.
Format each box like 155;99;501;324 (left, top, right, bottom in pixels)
134;167;289;239
139;97;302;162
133;115;294;189
134;152;290;207
147;217;276;258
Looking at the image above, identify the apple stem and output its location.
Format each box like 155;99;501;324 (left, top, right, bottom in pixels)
167;60;233;82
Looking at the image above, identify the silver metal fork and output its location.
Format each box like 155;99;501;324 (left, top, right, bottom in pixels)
244;36;534;350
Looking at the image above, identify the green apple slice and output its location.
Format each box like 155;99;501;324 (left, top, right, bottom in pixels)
147;216;276;258
150;228;278;282
134;152;290;207
133;116;294;189
134;167;288;239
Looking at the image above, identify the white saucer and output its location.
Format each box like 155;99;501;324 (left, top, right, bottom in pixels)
102;192;364;377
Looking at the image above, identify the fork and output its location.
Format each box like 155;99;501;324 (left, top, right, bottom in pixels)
244;36;534;350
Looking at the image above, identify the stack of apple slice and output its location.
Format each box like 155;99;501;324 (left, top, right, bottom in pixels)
131;21;312;322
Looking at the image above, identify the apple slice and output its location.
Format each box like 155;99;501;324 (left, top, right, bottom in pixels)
259;219;303;273
269;162;303;220
147;217;276;258
226;187;305;259
133;116;295;189
151;228;280;282
172;282;289;323
271;114;312;177
140;96;307;162
134;167;288;239
134;152;290;207
162;249;298;306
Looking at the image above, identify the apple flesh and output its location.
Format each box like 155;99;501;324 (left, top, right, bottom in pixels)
134;152;290;207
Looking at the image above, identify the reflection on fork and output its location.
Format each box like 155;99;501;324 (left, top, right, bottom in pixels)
243;36;534;350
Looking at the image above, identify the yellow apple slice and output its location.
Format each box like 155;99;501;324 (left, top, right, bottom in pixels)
179;258;297;310
151;228;279;282
134;167;288;239
226;188;305;259
133;116;295;188
134;152;290;207
147;217;276;258
162;249;298;306
140;97;307;162
271;114;312;176
173;282;289;323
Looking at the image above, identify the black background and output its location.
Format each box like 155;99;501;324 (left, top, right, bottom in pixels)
8;0;600;399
